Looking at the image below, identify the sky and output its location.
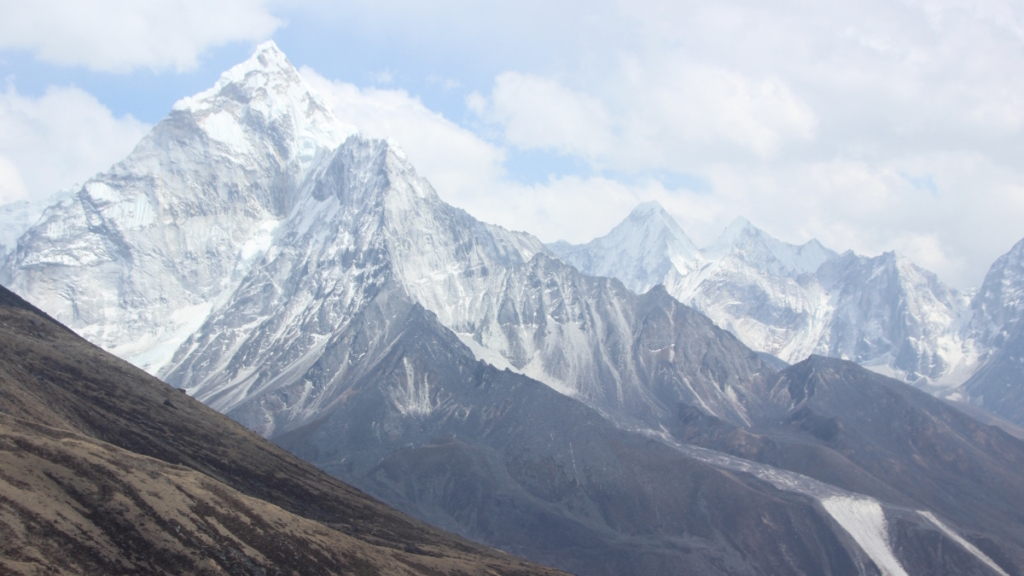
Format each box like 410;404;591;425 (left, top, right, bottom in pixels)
1;0;1022;289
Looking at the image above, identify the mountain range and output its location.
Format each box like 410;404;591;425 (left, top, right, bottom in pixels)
551;203;1023;412
3;41;1024;575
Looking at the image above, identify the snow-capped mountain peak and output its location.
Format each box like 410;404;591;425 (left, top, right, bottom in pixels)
702;216;756;259
549;200;703;293
0;42;362;375
172;40;354;169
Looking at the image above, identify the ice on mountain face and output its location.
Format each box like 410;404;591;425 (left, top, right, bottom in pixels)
1;41;356;375
816;251;972;385
155;133;553;433
691;248;971;385
953;239;1024;424
392;357;434;416
173;41;355;166
3;41;564;433
0;188;75;262
821;497;908;576
145;128;770;436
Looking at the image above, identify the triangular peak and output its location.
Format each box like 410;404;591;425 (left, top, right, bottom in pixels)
173;41;301;110
703;216;761;258
723;215;755;233
610;200;694;242
253;39;287;61
232;39;292;78
165;41;355;172
627;200;671;218
545;201;704;292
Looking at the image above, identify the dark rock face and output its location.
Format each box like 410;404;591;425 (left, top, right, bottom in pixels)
961;322;1024;426
768;357;1024;530
273;302;863;576
675;355;1024;575
265;295;1024;576
0;284;567;576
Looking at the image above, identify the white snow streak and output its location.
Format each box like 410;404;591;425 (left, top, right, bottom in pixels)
918;511;1010;576
821;497;908;576
392;358;432;416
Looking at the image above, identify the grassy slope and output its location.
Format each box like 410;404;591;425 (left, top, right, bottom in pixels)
0;285;565;575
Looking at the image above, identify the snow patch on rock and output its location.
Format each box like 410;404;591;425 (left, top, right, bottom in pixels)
822;497;907;576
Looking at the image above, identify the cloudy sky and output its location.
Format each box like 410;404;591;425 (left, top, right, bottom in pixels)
1;0;1022;288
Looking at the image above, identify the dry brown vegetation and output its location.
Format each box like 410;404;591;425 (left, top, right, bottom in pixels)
0;286;566;575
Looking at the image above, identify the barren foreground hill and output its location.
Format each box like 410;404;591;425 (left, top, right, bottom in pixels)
0;285;566;576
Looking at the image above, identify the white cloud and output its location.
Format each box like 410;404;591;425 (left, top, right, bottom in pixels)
675;153;1024;288
0;157;27;204
468;62;816;171
472;72;614;159
0;84;150;204
300;67;507;211
395;0;1022;287
0;0;281;72
616;59;818;165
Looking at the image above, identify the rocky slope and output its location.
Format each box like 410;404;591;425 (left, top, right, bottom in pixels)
153;131;774;435
0;284;566;575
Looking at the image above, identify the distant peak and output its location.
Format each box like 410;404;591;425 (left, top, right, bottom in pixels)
629;201;668;216
707;216;759;252
723;216;756;234
1009;236;1024;256
720;215;761;237
703;217;836;274
621;201;693;240
624;202;679;232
